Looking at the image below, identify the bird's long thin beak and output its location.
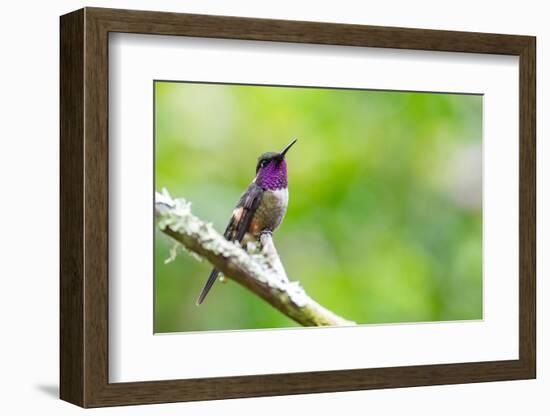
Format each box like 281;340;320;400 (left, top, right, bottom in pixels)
280;138;297;158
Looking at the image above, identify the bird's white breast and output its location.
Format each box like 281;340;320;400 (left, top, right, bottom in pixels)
253;187;289;233
264;188;289;213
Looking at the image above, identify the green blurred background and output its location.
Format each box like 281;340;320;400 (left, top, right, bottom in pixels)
154;81;482;333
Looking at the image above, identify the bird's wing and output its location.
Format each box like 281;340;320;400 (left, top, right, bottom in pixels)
196;183;263;305
224;182;263;243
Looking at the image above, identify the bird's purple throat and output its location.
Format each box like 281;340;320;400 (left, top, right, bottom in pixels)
256;159;288;190
254;138;296;190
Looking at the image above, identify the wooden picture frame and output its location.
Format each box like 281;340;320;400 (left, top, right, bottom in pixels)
60;7;536;407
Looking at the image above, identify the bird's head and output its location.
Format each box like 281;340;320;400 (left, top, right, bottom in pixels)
255;139;297;190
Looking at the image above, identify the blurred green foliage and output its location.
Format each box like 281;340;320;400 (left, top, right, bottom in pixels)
154;81;482;333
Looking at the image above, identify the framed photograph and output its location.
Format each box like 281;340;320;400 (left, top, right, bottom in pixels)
60;7;536;407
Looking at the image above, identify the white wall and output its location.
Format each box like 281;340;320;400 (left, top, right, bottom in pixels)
0;1;545;414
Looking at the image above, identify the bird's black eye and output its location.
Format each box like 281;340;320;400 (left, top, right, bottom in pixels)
256;157;272;173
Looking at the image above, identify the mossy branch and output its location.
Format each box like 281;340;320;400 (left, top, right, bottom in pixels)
155;189;355;327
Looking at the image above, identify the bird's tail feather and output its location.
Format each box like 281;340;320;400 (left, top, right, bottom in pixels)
196;269;219;305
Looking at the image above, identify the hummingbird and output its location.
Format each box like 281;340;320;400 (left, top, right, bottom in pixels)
196;139;297;305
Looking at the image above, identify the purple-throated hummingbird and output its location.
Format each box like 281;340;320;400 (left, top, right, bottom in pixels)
196;138;297;305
